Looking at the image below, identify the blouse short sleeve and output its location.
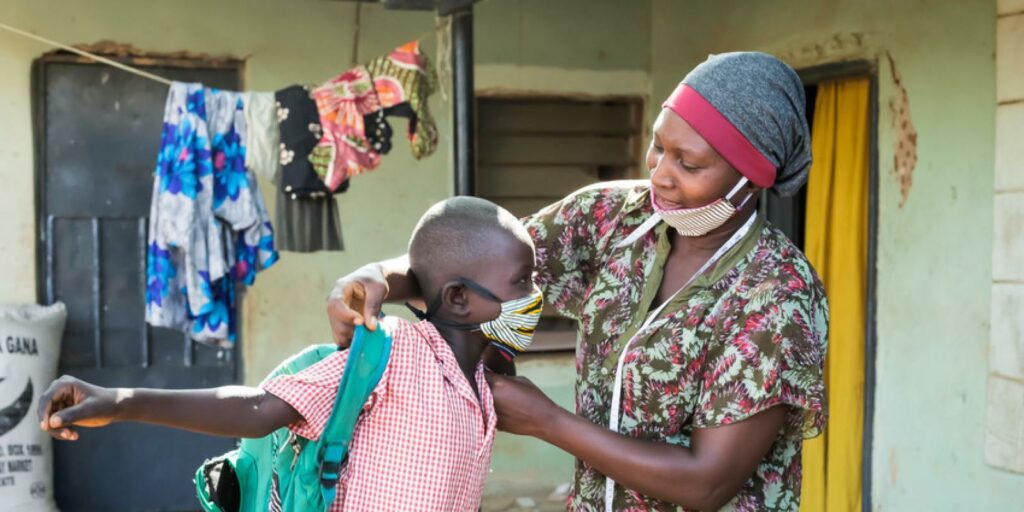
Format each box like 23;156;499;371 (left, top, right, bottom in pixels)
693;253;829;438
522;182;641;320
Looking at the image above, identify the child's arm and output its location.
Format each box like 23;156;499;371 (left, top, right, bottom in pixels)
38;375;301;441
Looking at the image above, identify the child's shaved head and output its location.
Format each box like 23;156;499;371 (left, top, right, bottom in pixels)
408;197;532;297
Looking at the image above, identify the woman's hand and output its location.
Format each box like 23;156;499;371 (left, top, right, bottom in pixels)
38;376;121;441
326;263;390;348
487;371;788;510
485;373;564;438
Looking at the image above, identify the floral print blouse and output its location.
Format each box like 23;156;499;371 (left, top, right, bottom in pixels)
523;181;829;511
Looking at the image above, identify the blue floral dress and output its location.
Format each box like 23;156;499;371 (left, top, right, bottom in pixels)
146;83;278;345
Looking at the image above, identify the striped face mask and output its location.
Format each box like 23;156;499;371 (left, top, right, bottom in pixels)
652;177;752;237
407;278;544;359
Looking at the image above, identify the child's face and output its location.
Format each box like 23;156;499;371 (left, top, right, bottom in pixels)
459;233;536;325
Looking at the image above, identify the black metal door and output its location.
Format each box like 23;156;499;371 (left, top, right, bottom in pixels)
35;57;242;511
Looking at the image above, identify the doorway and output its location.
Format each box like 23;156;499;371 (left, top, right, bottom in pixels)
33;52;244;511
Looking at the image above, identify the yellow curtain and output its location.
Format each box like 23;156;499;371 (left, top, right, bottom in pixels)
799;78;870;512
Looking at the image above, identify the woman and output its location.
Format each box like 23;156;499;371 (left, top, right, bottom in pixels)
326;52;828;511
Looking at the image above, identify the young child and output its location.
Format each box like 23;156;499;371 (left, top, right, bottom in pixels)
38;196;543;511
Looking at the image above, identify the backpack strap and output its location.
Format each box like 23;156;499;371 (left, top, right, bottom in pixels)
317;321;393;505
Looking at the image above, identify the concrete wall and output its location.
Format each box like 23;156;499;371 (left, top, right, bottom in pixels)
0;0;448;343
650;0;1023;509
0;0;652;500
987;0;1024;477
6;0;1015;508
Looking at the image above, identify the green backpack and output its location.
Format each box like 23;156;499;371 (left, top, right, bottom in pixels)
194;324;393;512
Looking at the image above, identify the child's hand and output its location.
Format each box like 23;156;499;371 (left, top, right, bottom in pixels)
37;376;121;441
327;263;389;347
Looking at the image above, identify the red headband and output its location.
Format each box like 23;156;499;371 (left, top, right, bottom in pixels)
662;84;777;188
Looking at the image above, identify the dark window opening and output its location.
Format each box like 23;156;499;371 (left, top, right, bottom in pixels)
476;96;644;351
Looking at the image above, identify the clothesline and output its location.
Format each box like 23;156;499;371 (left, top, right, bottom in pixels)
0;16;454;89
0;21;175;85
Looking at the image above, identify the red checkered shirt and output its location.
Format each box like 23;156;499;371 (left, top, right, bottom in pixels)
263;317;497;511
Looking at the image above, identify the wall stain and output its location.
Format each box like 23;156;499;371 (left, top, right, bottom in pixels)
888;52;917;207
777;32;867;67
890;446;899;485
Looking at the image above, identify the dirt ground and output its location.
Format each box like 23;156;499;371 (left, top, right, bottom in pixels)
481;486;569;512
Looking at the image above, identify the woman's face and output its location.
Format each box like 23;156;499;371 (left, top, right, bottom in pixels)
645;109;747;210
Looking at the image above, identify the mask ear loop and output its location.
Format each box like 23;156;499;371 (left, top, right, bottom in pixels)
456;277;503;303
728;177;756;211
726;177;750;200
405;302;428;320
405;285;445;320
405;300;433;320
407;278;501;322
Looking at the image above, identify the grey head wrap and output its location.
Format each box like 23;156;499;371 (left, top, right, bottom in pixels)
675;52;812;197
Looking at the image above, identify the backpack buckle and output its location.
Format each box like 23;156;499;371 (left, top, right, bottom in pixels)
319;443;347;489
319;460;341;488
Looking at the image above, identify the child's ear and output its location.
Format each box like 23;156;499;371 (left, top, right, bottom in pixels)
440;282;472;318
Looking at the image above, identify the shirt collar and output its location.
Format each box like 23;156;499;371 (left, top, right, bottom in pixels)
621;181;653;215
411;320;488;396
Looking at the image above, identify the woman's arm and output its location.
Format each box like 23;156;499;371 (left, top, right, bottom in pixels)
38;375;301;440
326;184;617;345
324;257;516;375
487;373;787;511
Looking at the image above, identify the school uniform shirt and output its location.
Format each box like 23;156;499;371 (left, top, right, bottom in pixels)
263;317;496;511
524;181;829;511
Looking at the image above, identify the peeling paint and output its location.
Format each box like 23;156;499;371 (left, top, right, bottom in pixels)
44;40;244;69
72;40;235;61
888;52;917;207
776;32;869;68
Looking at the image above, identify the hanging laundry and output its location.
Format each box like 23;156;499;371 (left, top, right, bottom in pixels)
238;175;280;279
243;91;280;183
146;83;278;346
365;41;439;160
275;84;347;253
364;106;396;155
276;85;340;199
206;89;278;288
309;66;382;191
207;89;258;250
274;165;345;253
301;41;440;195
146;82;215;336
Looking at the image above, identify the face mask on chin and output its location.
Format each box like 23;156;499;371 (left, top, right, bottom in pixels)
651;177;753;237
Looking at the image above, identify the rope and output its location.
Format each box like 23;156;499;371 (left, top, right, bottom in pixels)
0;22;174;85
0;0;485;90
434;14;452;101
351;1;363;67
